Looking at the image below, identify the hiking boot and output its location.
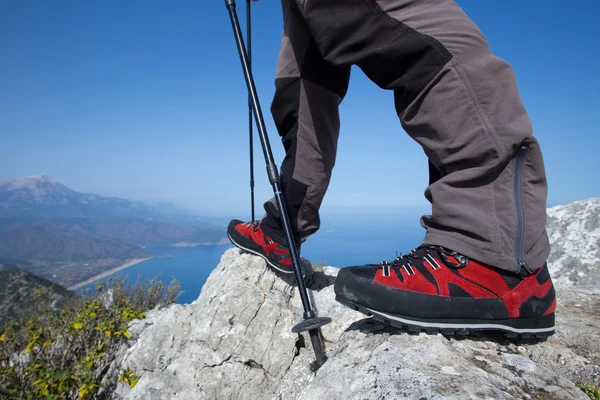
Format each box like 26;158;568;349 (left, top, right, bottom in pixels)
227;219;294;274
334;245;556;338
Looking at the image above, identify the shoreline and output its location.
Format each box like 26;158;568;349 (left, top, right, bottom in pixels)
68;257;154;291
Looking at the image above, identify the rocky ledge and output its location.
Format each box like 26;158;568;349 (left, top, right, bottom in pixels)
108;199;600;399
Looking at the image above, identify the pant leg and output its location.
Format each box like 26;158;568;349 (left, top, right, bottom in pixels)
260;1;351;244
291;0;549;273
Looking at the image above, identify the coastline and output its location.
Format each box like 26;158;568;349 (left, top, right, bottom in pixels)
68;257;154;291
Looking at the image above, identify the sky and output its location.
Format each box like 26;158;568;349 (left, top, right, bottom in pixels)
1;0;599;218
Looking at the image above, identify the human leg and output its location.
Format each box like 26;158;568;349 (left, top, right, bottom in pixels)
284;0;554;334
228;0;351;272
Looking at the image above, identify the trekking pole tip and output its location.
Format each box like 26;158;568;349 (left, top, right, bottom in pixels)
309;357;328;372
292;318;331;370
308;328;328;372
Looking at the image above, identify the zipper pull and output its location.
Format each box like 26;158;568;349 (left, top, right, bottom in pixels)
518;259;535;276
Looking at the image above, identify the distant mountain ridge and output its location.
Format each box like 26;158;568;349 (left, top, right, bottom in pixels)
0;217;227;250
0;175;228;286
0;174;190;221
0;223;151;262
0;174;228;255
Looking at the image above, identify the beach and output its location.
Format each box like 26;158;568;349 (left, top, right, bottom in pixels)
68;257;154;291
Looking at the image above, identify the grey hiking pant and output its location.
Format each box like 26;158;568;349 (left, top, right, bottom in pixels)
260;0;550;274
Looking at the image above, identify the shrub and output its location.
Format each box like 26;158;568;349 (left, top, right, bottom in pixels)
310;260;327;273
579;382;600;400
0;275;182;399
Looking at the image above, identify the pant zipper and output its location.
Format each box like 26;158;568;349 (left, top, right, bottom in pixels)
514;144;534;274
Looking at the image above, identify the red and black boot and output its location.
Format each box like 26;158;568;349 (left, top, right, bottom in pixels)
334;245;556;338
227;220;294;274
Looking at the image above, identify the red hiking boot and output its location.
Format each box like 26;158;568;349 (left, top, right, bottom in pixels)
227;219;294;274
334;245;555;338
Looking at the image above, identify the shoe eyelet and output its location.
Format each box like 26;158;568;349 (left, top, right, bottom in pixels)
457;256;469;268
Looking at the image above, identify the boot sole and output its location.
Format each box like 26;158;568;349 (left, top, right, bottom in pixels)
227;232;294;275
336;295;555;339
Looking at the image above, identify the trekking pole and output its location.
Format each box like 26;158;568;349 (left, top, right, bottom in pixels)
247;0;255;222
225;0;331;371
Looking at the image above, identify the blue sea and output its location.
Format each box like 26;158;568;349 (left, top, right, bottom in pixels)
80;211;427;304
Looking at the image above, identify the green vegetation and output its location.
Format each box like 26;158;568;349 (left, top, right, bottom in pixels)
0;275;181;399
579;382;600;400
117;368;140;389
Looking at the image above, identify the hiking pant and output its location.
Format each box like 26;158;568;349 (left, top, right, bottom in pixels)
260;0;550;274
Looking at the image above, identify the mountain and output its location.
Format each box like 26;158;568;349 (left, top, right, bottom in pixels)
0;217;226;249
53;218;226;247
105;198;599;400
0;268;76;326
0;175;228;287
0;223;151;262
0;174;192;221
0;174;226;259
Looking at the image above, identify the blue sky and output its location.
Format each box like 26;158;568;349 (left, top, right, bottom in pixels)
1;0;598;217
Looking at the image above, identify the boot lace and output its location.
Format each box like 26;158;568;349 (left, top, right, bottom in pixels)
380;245;469;276
241;221;261;231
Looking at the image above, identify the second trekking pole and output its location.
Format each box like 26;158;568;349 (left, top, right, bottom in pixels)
224;0;331;371
246;0;255;222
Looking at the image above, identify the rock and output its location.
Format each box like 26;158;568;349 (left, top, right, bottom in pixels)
299;325;585;399
108;199;600;400
109;250;353;400
546;198;600;295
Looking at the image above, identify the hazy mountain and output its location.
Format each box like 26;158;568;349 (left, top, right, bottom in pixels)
0;217;226;248
0;175;228;287
0;224;151;262
0;174;193;221
52;218;226;247
0;268;76;326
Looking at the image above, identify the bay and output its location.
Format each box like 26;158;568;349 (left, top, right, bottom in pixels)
79;211;428;304
301;215;425;268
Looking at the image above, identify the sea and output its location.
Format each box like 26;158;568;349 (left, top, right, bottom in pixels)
79;210;428;304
